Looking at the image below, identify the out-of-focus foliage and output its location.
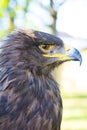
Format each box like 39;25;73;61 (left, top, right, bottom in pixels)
0;0;32;37
0;0;66;38
62;93;87;130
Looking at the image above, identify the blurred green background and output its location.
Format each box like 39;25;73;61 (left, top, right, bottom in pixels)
0;0;87;130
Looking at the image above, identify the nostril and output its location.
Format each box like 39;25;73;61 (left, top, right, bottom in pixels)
50;50;53;54
66;49;70;52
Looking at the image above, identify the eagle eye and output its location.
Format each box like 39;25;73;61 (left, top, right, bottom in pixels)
39;44;55;53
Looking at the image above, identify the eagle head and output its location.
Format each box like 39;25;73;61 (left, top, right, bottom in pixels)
1;30;82;75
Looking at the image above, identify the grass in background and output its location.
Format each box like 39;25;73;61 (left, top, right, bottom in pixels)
61;93;87;130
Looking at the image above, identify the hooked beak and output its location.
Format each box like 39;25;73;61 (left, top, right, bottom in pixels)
66;48;82;65
43;48;82;65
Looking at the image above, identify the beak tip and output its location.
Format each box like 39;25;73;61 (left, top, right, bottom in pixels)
80;56;82;66
68;48;82;65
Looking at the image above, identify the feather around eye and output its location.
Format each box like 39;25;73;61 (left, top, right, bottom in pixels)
39;44;55;53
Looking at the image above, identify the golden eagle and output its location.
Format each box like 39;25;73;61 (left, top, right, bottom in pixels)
0;30;82;130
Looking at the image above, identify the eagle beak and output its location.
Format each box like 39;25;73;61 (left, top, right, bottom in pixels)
43;48;82;65
66;48;82;65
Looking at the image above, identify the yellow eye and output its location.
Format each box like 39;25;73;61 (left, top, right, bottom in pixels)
39;44;54;53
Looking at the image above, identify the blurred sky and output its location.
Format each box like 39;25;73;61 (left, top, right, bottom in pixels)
57;0;87;38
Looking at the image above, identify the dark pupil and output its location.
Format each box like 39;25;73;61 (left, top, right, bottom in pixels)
42;45;49;50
